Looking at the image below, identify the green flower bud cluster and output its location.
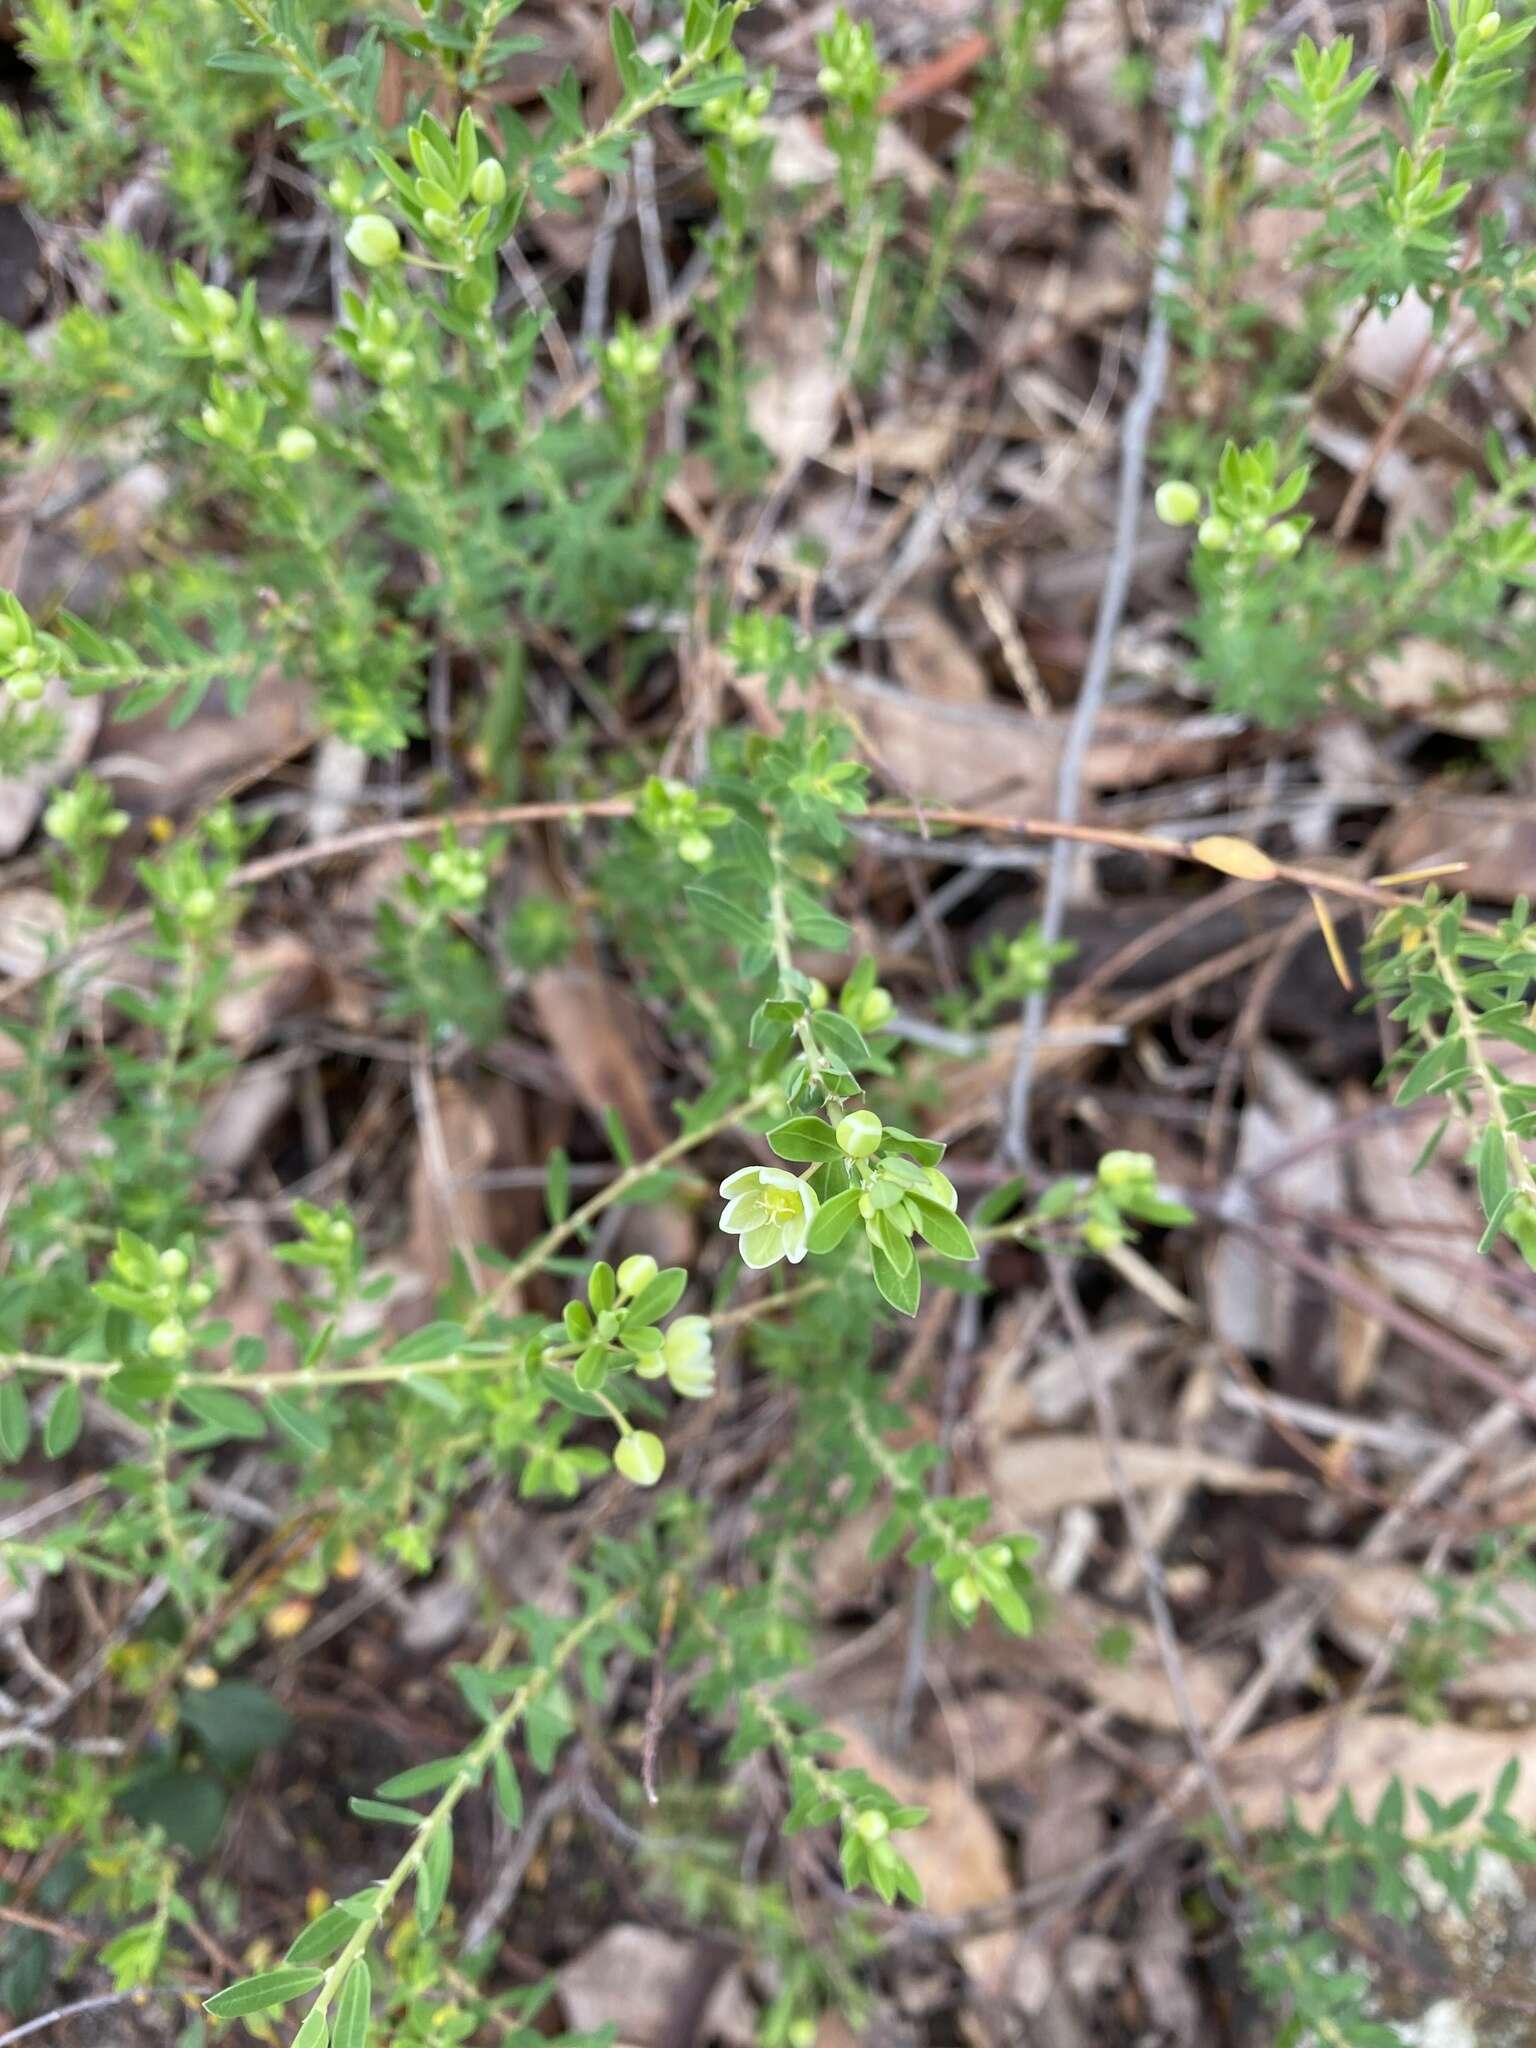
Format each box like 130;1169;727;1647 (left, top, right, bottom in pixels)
43;772;129;855
424;835;490;910
636;774;733;868
166;274;250;366
836;955;894;1034
1031;1148;1194;1255
696;68;773;150
93;1229;214;1363
815;8;888;114
835;1797;925;1904
195;374;268;455
528;1245;696;1409
0;593;60;710
1156;439;1311;564
279;1200;360;1276
339;292;413;386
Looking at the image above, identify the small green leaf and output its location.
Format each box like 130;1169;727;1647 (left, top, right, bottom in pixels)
293;2008;329;2048
374;1757;463;1800
43;1381;82;1457
0;1379;30;1463
546;1147;571;1225
493;1745;523;1826
286;1904;359;1967
204;1967;324;2020
624;1266;687;1327
332;1961;372;2048
766;1116;843;1164
178;1385;267;1440
871;1245;920;1317
266;1394;331;1455
907;1197;977;1261
415;1818;453;1930
382;1321;466;1367
807;1187;863;1254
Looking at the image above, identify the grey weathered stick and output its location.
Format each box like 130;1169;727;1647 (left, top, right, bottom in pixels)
1000;0;1225;1167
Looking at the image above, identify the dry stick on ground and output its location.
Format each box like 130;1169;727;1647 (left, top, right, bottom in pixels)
891;0;1227;1746
999;0;1228;1171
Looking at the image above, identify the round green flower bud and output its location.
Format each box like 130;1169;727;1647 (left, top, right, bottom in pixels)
147;1317;187;1360
328;1217;355;1247
203;285;238;326
787;2021;818;2048
1478;8;1501;36
835;1110;883;1160
950;1574;981;1620
1197;515;1233;551
1263;519;1303;560
1154;479;1202;527
677;830;713;866
858;1192;875;1221
277;426;317;464
807;977;830;1011
854;1809;889;1844
7;643;35;671
7;672;44;705
200;405;225;439
856;987;895;1030
382;347;414;383
158;1247;189;1282
614;1430;666;1487
617;1254;658;1297
209;331;241;364
183;886;218;923
422;208;458;241
170;319;198;348
470;157;507;206
345;214;402;267
1097;1148;1155;1189
184;1280;213;1312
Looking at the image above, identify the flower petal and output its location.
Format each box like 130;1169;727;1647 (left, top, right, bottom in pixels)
721;1193;765;1233
740;1223;784;1269
720;1167;762;1199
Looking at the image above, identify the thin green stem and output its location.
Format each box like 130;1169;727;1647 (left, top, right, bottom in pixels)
298;1589;631;2027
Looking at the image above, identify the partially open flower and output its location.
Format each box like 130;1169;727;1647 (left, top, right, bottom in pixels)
660;1315;714;1398
719;1166;819;1268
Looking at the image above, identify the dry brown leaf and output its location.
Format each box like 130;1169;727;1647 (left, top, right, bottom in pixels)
745;299;841;467
990;1435;1302;1522
1369;637;1508;740
885;597;991;707
1221;1712;1536;1832
1273;1547;1536;1703
195;1056;294;1177
1383;799;1536;903
743;667;1228;812
559;1926;754;2048
829;1725;1014;1992
529;960;665;1155
406;1079;497;1296
975;1312;1152;1437
1208;1049;1344;1362
213;934;326;1048
103;667;317;812
1350;1100;1529;1355
1033;1591;1241;1734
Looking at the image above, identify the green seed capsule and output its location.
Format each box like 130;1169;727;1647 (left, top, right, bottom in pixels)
277;426;317;463
617;1254;658;1296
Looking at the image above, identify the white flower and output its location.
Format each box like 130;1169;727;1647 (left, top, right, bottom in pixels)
719;1166;819;1269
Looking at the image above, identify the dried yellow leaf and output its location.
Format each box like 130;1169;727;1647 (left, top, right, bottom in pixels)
1189;834;1279;881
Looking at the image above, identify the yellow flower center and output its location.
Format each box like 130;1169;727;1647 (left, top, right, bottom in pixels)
762;1185;801;1224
